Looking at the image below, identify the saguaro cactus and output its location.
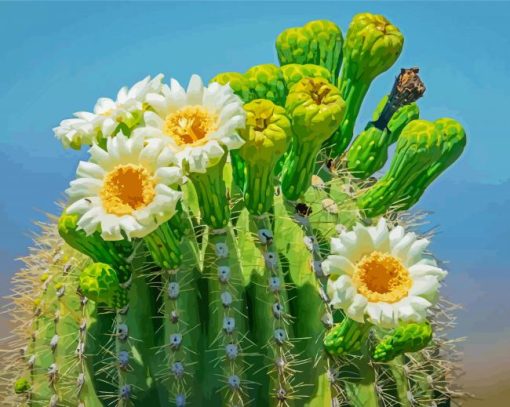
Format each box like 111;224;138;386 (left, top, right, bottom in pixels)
2;13;466;407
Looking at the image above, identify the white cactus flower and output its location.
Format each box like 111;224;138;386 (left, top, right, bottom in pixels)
54;74;164;149
134;74;246;173
323;218;446;328
66;132;182;241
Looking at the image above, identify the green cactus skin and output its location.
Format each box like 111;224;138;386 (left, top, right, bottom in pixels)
327;13;404;156
373;322;433;362
3;13;466;407
358;118;466;217
276;20;343;84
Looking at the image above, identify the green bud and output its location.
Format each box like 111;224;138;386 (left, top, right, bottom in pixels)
342;13;404;83
285;77;345;143
281;63;332;92
79;262;121;307
239;99;291;166
372;322;433;362
358;119;443;217
324;318;372;356
239;99;292;214
358;118;466;216
328;13;404;155
14;377;30;394
276;20;343;82
282;77;346;200
396;118;466;208
245;64;287;106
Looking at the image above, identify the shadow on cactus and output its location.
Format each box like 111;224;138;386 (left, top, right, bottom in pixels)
2;12;467;407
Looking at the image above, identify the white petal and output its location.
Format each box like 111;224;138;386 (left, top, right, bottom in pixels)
328;275;356;309
155;167;183;185
389;226;405;250
409;263;448;280
146;93;169;117
330;237;349;256
89;144;114;170
67;177;102;198
76;206;103;236
405;238;431;266
322;255;356;276
186;74;205;105
391;232;417;261
100;214;124;241
66;197;98;215
76;161;105;180
346;294;368;323
410;275;440;303
368;218;390;252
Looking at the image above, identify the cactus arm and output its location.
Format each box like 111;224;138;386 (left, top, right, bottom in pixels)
273;197;333;405
143;213;202;406
249;214;297;405
396;118;467;208
202;227;248;405
187;154;249;404
29;277;59;405
357;120;443;217
276;20;344;84
327;13;404;156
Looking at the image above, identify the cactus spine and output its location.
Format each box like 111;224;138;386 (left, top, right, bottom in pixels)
3;12;467;407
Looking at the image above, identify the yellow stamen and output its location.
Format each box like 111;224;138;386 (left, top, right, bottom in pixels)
163;106;218;146
352;251;412;303
100;164;155;216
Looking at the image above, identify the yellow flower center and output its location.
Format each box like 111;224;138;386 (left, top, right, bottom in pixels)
163;106;218;146
352;251;412;303
100;164;156;216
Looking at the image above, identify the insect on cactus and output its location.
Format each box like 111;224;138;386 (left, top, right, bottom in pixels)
2;12;466;407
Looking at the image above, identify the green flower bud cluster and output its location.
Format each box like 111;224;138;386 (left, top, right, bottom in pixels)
358;118;466;217
239;99;292;215
79;262;122;308
14;377;31;394
276;19;343;83
372;322;433;362
324;318;372;356
211;63;331;107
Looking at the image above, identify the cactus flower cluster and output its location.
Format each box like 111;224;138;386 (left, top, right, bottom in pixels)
2;12;466;407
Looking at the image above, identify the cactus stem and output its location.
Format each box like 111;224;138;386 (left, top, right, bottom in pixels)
249;213;300;405
204;226;248;406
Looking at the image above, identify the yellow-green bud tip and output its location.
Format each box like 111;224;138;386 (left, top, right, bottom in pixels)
14;377;30;394
79;262;120;306
285;77;346;143
345;13;404;81
239;99;291;165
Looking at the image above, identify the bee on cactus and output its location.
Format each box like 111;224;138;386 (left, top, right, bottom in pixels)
2;12;466;407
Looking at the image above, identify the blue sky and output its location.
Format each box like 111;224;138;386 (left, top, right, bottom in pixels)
0;0;509;349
